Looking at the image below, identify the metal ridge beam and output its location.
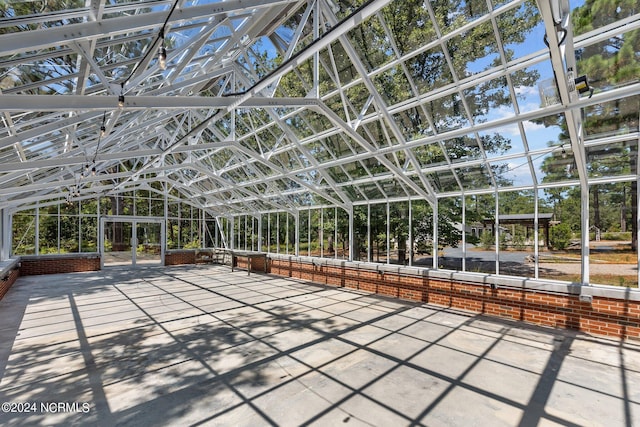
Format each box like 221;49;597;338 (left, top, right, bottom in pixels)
0;95;319;112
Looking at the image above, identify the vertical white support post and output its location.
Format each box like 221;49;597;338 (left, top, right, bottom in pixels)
308;209;311;257
276;212;280;255
57;203;61;254
581;184;590;286
201;209;205;249
164;186;169;250
286;213;290;254
35;202;40;256
97;196;101;256
433;199;438;269
348;206;354;262
78;200;82;253
534;190;539;279
408;198;413;266
386;201;390;264
258;214;263;252
234;216;237;249
636;118;640;289
177;200;182;249
334;207;338;259
313;0;319;98
495;192;500;274
267;213;271;254
215;216;219;248
461;196;466;271
320;208;323;258
295;211;300;257
367;203;371;263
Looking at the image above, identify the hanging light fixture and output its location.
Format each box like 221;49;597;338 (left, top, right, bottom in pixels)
158;29;167;70
158;46;167;70
118;83;125;108
100;111;107;137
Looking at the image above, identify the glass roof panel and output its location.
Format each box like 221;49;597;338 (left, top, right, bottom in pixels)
583;96;640;139
426;169;459;193
406;46;454;96
374;65;413;106
345;14;395;73
463;76;514;125
521;114;565;152
382;0;436;56
442;134;482;163
348;84;376;118
457;163;493;190
492;155;534;187
432;0;489;33
586;140;638;179
392;107;435;141
573;0;637;34
429;92;470;133
0;0;636;212
328;41;360;87
358;181;385;200
325;166;350;184
377;178;409;198
446;22;500;79
412;143;447;168
358;119;398;149
497;1;545;61
316;135;356;161
341;160;369;180
514;62;555;113
537;141;577;185
479;130;523;160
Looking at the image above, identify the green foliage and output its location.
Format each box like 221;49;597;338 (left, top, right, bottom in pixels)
499;232;508;251
550;223;573;250
601;232;632;241
465;233;480;246
480;231;493;250
512;234;526;250
184;239;201;249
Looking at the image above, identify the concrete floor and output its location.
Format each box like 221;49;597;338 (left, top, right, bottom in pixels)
0;265;639;427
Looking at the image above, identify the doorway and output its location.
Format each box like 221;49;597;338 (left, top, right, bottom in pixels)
101;217;164;267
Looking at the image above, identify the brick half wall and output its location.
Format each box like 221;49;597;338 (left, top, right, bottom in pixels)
20;254;101;275
165;250;196;265
0;261;20;300
268;256;640;340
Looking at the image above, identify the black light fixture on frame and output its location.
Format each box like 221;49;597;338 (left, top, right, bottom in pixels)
573;74;594;98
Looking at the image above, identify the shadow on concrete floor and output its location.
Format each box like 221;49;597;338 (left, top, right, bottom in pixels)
0;265;638;426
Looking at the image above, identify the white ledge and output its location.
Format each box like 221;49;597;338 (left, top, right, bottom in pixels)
266;253;640;302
